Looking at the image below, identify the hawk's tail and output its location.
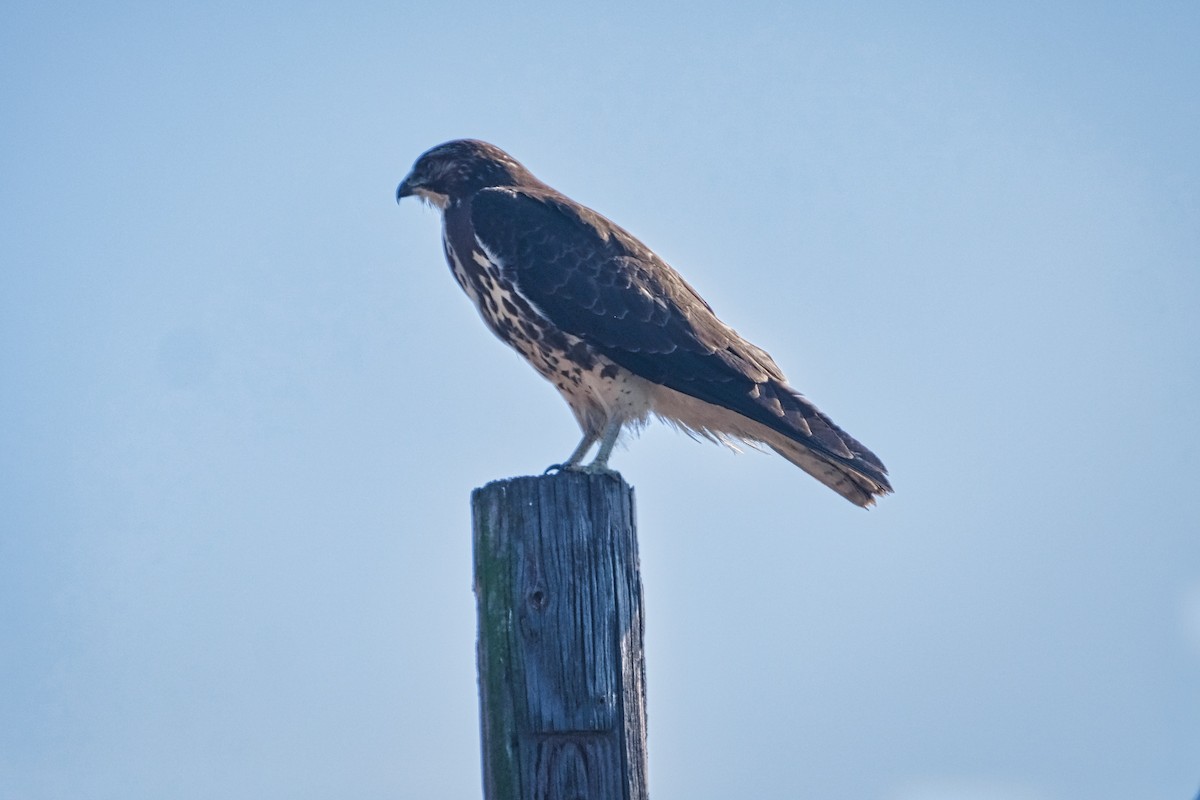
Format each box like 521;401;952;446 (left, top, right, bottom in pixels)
754;380;892;507
767;438;892;507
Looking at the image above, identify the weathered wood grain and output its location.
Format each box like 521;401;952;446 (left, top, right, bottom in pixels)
471;472;647;800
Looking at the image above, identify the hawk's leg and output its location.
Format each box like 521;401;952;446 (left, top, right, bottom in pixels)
582;418;623;474
543;431;598;475
545;419;622;476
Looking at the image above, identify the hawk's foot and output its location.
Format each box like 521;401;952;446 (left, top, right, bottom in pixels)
543;462;619;477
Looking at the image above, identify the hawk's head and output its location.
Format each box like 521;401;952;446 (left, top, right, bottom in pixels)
396;139;539;209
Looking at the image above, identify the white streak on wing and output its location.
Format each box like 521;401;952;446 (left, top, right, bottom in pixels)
474;236;505;270
474;234;559;327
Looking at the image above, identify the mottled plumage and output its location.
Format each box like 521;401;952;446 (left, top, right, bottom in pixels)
396;139;891;506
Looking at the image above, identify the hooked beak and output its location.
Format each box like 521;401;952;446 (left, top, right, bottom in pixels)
395;174;416;204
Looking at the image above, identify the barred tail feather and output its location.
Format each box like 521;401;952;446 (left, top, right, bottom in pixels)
765;434;891;507
647;378;892;507
753;379;892;507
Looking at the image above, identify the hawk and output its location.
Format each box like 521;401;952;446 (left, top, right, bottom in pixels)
396;140;892;506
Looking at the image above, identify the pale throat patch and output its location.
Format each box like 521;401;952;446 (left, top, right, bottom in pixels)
414;187;450;209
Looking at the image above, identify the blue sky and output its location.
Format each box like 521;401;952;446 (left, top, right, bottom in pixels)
2;2;1198;798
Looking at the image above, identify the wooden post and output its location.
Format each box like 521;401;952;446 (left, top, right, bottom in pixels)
471;472;648;800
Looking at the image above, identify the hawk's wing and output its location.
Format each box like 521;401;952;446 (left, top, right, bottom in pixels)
470;186;890;488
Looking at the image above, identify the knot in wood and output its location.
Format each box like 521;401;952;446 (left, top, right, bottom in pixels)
527;587;549;610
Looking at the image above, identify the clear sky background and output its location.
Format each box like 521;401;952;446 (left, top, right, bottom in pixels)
2;3;1198;799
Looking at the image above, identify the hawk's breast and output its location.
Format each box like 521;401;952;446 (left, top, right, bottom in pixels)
441;199;654;435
